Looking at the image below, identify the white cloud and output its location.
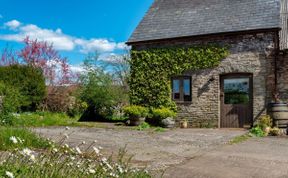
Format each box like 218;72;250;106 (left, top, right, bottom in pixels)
0;20;127;53
4;20;21;29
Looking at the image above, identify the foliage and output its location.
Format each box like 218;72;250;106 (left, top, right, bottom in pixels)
79;52;128;121
129;45;229;109
229;134;251;144
137;122;150;131
18;37;75;85
123;105;148;118
269;127;281;136
0;127;51;150
0;130;151;178
0;65;46;111
250;126;265;137
151;107;176;120
257;115;272;130
9;112;80;127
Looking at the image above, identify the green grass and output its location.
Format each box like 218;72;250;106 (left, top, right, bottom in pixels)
0;126;50;150
12;112;80;127
229;134;251;145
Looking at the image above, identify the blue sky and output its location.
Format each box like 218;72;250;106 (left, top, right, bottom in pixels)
0;0;153;66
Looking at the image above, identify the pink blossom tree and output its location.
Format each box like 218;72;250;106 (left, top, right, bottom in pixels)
18;37;75;85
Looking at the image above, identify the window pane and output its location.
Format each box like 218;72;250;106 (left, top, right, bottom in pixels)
173;79;180;99
184;79;191;101
224;78;249;104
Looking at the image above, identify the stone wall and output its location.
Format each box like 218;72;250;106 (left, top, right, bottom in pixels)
132;31;277;128
277;51;288;100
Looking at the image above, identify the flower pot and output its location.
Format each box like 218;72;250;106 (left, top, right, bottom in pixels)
129;116;145;126
180;120;188;128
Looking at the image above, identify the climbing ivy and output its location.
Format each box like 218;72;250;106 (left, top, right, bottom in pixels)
129;45;229;110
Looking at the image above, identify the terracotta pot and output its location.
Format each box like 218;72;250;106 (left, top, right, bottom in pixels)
180;120;188;128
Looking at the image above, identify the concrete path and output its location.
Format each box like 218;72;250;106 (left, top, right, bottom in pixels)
33;127;245;171
164;137;288;178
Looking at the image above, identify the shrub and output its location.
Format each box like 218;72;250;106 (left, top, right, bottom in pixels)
270;127;281;136
151;107;176;120
123;105;148;118
250;126;265;137
79;53;127;121
0;65;46;111
257;115;272;130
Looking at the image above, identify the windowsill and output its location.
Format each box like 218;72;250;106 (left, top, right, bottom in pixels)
174;101;193;105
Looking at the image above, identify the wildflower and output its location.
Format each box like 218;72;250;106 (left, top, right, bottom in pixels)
64;144;69;148
30;154;36;162
101;157;107;162
75;147;82;154
21;148;32;156
9;136;18;144
88;169;96;174
81;141;86;145
118;165;124;173
92;146;100;154
5;171;14;178
65;126;70;130
52;148;58;153
98;146;103;150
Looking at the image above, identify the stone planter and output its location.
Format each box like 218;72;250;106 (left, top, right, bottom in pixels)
161;117;175;128
129;116;145;126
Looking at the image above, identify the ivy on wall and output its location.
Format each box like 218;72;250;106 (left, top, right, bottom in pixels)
129;45;229;110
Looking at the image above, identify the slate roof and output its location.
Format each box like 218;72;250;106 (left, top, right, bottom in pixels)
128;0;281;43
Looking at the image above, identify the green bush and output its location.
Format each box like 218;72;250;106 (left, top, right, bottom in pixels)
257;115;272;130
123;105;148;118
151;107;176;120
250;126;265;137
79;54;127;121
0;65;46;111
0;82;23;125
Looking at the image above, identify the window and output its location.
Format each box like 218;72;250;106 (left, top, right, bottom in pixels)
223;78;250;104
172;76;192;102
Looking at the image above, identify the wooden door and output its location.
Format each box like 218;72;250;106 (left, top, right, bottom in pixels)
220;74;253;128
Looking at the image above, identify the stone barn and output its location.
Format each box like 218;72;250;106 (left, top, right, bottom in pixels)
127;0;288;128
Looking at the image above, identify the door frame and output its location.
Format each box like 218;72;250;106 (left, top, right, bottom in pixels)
220;73;253;128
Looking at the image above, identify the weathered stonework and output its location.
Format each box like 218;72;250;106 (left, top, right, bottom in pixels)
132;31;277;128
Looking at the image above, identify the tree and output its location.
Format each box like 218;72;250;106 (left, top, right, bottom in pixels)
18;37;75;85
79;52;124;121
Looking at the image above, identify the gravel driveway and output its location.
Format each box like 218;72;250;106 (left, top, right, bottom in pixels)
33;127;245;171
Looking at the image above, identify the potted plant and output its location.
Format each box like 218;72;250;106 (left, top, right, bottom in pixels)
151;107;176;128
180;118;188;128
123;105;148;126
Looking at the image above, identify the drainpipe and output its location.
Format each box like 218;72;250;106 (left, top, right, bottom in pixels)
274;31;280;99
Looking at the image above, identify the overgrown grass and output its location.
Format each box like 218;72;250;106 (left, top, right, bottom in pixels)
0;130;151;178
12;112;80;127
229;134;252;145
0;126;50;150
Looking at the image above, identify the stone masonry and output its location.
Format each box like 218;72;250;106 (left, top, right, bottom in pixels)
132;31;277;128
